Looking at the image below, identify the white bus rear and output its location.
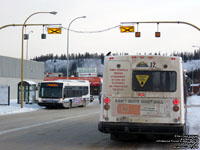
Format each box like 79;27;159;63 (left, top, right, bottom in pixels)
98;55;187;137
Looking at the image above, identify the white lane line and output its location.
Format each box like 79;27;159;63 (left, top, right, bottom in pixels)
0;112;99;135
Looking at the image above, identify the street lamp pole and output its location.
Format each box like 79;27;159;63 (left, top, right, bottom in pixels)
66;16;86;79
21;11;57;108
26;31;33;60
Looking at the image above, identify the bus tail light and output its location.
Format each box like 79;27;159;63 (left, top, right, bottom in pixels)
104;104;110;110
171;57;176;60
173;106;179;112
109;57;114;60
140;56;144;59
138;93;145;97
149;56;153;59
173;99;180;105
132;56;136;59
104;97;110;104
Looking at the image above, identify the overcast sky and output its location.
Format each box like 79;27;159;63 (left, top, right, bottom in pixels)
0;0;200;59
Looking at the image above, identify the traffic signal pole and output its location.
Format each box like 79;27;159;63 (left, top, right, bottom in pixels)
121;21;200;31
0;24;62;30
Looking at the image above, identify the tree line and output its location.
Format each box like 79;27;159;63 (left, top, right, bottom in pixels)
32;49;200;63
32;50;200;82
32;52;105;63
172;49;200;62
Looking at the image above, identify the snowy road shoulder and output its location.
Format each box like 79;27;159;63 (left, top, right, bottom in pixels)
0;100;42;116
0;99;97;116
187;95;200;136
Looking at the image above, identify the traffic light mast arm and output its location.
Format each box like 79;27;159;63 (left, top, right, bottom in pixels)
0;24;62;30
121;21;200;31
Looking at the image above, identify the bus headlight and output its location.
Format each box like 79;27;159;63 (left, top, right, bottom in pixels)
59;98;63;103
38;98;42;102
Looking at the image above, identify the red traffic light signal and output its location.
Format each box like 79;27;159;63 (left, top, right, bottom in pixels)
135;32;141;37
155;32;161;37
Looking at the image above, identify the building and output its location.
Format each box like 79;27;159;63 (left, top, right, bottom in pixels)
45;72;64;77
0;55;44;99
77;67;97;77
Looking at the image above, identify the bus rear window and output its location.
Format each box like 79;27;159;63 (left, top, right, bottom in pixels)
132;71;177;92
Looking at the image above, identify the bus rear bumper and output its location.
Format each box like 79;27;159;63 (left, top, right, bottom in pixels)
98;122;185;135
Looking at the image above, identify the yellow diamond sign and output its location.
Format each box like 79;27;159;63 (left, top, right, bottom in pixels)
120;26;134;32
136;75;149;87
48;28;62;34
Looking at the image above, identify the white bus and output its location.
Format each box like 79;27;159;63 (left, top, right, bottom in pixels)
98;55;188;139
38;80;90;108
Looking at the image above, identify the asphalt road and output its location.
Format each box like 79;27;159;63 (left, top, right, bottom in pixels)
0;100;182;150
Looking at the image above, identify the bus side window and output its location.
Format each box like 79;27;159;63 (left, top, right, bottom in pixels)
64;87;68;98
83;87;88;95
79;86;83;97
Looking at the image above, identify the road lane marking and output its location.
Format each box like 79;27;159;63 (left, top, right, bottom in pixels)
0;112;99;135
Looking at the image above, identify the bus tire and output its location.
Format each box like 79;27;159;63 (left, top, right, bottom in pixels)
83;99;86;107
69;101;72;108
63;102;69;109
110;133;120;141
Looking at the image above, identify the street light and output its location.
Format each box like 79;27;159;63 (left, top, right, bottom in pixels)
66;16;86;79
26;31;34;60
21;11;57;108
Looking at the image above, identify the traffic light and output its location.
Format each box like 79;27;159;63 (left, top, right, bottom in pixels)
155;32;161;37
135;32;141;37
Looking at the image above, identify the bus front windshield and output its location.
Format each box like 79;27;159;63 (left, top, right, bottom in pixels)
39;87;62;98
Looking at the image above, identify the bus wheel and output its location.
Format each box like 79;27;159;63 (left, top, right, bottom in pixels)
69;101;72;108
82;100;86;107
63;102;69;109
110;133;120;141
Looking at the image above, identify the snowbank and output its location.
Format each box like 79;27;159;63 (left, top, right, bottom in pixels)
187;95;200;136
0;100;42;116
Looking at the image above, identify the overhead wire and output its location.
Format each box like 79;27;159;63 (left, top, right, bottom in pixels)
62;25;121;33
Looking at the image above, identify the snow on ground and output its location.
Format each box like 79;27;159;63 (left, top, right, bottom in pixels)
0;99;42;116
187;95;200;136
0;99;97;116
